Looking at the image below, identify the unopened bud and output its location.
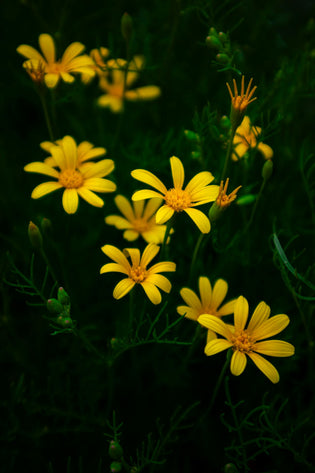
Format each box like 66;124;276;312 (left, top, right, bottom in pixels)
218;31;227;42
208;27;217;36
47;298;63;314
224;464;239;473
184;129;200;142
28;221;43;249
58;316;73;327
41;217;52;233
191;151;201;160
206;35;222;49
57;287;70;305
220;115;231;129
216;53;229;64
109;440;123;460
121;12;133;42
110;461;122;473
236;194;256;206
262;159;273;181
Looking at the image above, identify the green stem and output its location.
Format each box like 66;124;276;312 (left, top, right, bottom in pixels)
160;218;173;259
189;233;204;282
40;248;59;286
221;126;236;181
38;90;54;141
244;179;266;232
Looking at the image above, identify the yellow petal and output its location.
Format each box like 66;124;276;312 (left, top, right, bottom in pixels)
44;73;59;88
204;338;232;356
61;42;85;64
17;44;46;63
60;72;75;83
24;162;59;178
133;199;145;218
190;185;220;204
114;195;135;220
142;227;166;244
61;136;77;169
232;142;248;160
126;55;144;86
132;189;164;201
258;143;274;160
64;55;94;71
179;287;202;311
113;278;135;299
145;274;172;293
198;314;231;339
211;279;228;310
97;94;123;113
185;171;214;194
207;330;217;343
176;305;199;320
131;169;167;195
253;314;290;341
39;34;55;63
50;146;66;170
247;352;280;383
149;261;176;274
230;351;247;376
155;205;174;224
170;156;185;189
198;277;212;308
100;263;129;275
123;230;139;241
254;340;295;357
84;178;116;193
217;299;237;316
77;187;104;207
247;301;271;333
101;245;130;270
31;181;63;199
183;208;210;233
143;198;163;219
105;215;132;230
234;296;249;331
238;116;251;133
62;188;79;214
125;86;161;101
140;243;159;267
124;248;140;267
140;281;162;304
81;159;114;179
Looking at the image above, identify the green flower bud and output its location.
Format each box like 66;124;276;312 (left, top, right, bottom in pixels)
40;217;52;233
28;221;43;249
57;316;73;328
209;27;217;36
109;440;123;460
57;287;70;305
184;129;200;142
206;35;222;49
220;115;231;129
47;298;63;314
218;31;227;42
121;12;133;42
262;159;273;181
236;194;257;206
191;151;201;160
110;461;122;473
216;53;229;64
224;464;239;473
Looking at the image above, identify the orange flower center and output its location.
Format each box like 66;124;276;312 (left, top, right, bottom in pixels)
164;188;191;212
109;83;124;98
132;218;151;233
46;61;64;74
231;329;255;353
130;265;147;283
59;169;84;189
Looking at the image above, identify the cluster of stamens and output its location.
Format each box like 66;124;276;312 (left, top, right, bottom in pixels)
216;179;241;209
231;329;255;353
130;265;147;283
59;169;84;189
164;188;191;212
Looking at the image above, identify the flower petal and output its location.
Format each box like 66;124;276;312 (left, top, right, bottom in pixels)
61;42;86;64
145;274;172;293
123;230;139;241
113;278;135;299
62;188;79;214
76;187;104;207
39;34;55;63
198;314;231;339
149;261;176;274
190;185;220;204
125;85;161;101
179;287;202;311
100;263;129;275
60;72;75;83
131;169;168;195
132;190;164;201
140;243;160;267
253;314;290;341
80;159;114;179
44;73;60;88
143;198;163;219
247;301;271;333
126;55;144;86
204;339;232;356
183;208;210;233
97;94;123;113
176;305;199;320
254;340;295;357
247;352;280;383
140;281;162;304
258;143;274;160
24;162;59;178
217;299;237;316
230;351;247;376
17;44;46;63
101;245;130;270
170;156;185;189
105;215;132;230
124;248;140;267
133;199;145;218
185;171;214;194
155;205;174;224
50;146;66;170
198;277;212;308
83;177;116;193
211;279;228;311
234;296;249;331
61;136;77;169
31;181;63;199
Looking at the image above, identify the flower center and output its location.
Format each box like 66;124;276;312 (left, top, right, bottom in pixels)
46;61;63;74
130;265;147;283
132;218;151;233
59;169;84;189
109;83;124;98
164;188;191;212
231;329;255;353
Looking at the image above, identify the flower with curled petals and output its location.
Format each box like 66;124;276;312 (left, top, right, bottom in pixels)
17;33;94;88
100;243;176;304
105;195;171;244
226;76;257;130
198;296;295;383
232;116;273;161
24;136;116;214
131;156;220;234
177;277;237;341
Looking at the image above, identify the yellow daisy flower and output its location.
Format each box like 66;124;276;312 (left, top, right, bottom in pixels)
198;296;295;383
105;195;170;244
81;47;110;84
24;136;116;214
232;116;274;161
17;34;94;88
100;243;176;304
39;136;107;168
131;156;220;234
177;276;237;341
97;55;161;113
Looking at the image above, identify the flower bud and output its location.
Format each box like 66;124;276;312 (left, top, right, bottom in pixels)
220;115;231;129
41;217;52;233
110;461;122;473
57;287;70;305
218;31;227;42
47;298;63;314
208;27;217;36
109;440;123;460
121;12;133;42
184;129;200;142
58;316;73;328
236;194;256;206
206;35;222;49
262;159;273;181
28;221;43;249
216;53;229;64
191;151;201;160
224;464;239;473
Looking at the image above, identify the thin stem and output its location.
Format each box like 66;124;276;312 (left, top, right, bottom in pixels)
40;248;59;286
221;126;236;181
38;90;54;141
189;233;204;282
160;218;173;259
244;179;266;232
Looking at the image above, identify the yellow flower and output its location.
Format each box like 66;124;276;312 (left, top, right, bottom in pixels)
100;243;176;304
232;116;274;161
131;156;219;234
97;56;161;113
209;178;242;222
198;296;295;383
226;76;257;130
177;277;237;341
17;34;94;88
24;136;116;214
39;136;107;168
81;47;110;84
105;195;171;244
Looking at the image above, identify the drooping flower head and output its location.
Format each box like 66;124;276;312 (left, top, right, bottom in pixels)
100;243;176;304
105;195;171;244
209;178;242;222
177;276;237;341
131;156;219;234
97;56;161;113
17;34;94;88
198;296;295;383
232;116;274;161
226;76;257;130
24;136;116;214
